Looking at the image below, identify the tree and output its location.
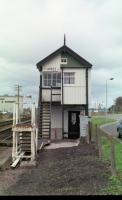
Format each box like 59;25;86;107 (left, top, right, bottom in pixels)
114;96;122;112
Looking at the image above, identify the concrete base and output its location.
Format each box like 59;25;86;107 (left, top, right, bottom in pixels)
20;160;37;168
45;139;80;149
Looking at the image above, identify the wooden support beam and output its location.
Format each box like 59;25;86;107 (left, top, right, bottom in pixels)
11;152;25;168
110;139;117;176
12;103;38;167
39;142;44;150
15;132;18;156
36;128;38;154
31;131;35;161
12;131;16;162
31;103;36;126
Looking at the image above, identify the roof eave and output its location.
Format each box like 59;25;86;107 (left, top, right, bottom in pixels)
36;45;93;70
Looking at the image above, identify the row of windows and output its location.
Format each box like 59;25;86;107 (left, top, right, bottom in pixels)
43;72;75;87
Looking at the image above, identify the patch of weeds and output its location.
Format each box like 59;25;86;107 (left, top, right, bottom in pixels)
100;176;122;195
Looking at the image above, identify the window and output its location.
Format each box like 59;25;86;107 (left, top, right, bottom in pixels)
61;57;67;64
43;72;61;87
64;72;75;84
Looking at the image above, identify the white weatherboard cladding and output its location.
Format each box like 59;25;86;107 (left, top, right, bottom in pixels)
51;106;62;128
88;69;91;107
42;89;61;102
63;68;86;104
42;54;61;72
51;106;68;132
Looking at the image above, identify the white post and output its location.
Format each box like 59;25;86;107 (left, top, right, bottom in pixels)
35;128;38;155
15;133;18;156
31;131;35;161
31;103;35;126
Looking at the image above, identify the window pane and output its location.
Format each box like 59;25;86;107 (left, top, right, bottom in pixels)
57;73;61;84
43;72;62;87
44;79;47;86
47;79;51;86
64;72;70;77
70;72;74;76
64;72;75;84
53;73;56;79
61;58;67;63
52;79;56;86
64;77;69;84
44;73;47;79
47;73;51;79
57;73;61;80
57;79;61;83
70;77;75;84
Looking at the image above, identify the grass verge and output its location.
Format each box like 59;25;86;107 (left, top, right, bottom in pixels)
91;116;122;195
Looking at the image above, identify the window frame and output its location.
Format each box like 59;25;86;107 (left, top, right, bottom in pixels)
63;72;75;85
43;71;61;87
61;57;67;64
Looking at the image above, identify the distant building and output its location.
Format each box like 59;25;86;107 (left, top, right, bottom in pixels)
0;95;23;114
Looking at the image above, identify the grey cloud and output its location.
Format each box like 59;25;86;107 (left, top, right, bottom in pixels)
0;0;122;107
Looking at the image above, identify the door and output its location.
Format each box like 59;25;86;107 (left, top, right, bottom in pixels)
68;111;80;139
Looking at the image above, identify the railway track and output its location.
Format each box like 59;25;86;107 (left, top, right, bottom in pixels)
0;118;31;145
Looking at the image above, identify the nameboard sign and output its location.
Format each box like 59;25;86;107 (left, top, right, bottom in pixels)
43;67;60;72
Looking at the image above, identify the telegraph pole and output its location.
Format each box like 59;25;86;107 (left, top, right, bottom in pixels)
14;84;22;123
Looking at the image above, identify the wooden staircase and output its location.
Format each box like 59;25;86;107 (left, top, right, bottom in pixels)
19;132;31;153
39;102;51;139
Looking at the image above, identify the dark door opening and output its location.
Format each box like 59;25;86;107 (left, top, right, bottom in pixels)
68;111;80;139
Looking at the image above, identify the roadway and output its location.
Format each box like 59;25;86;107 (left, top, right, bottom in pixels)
99;114;122;138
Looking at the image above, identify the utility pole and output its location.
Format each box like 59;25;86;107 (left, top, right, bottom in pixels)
14;84;22;123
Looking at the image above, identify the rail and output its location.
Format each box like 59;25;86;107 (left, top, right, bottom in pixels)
0;119;31;144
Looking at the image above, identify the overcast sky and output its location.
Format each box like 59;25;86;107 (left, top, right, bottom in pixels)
0;0;122;108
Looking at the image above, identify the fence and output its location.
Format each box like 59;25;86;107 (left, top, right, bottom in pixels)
90;122;118;176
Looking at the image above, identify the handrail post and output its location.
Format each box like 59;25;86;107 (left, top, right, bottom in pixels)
50;86;52;139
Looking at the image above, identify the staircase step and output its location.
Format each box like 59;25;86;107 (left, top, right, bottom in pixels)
41;121;50;124
42;111;50;114
42;136;49;138
41;116;50;118
42;132;49;134
42;126;50;129
19;141;31;144
42;114;50;117
42;129;50;132
42;126;50;128
42;134;49;137
39;102;51;139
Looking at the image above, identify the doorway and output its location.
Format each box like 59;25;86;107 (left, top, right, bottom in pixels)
68;111;80;139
